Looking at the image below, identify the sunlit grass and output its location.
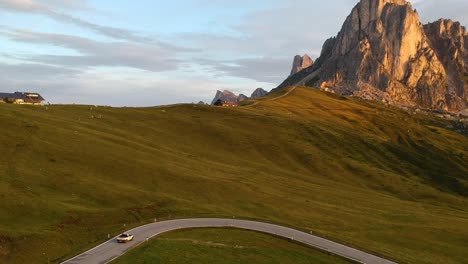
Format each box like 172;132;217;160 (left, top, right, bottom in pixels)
0;87;467;264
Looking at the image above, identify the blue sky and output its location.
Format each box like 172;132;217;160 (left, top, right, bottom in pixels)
0;0;467;106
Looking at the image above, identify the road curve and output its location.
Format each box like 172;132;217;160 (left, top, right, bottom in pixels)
61;218;397;264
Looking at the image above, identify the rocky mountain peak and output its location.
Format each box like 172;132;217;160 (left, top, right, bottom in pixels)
356;0;408;23
211;90;239;105
424;19;467;60
334;0;430;80
238;94;249;102
290;54;314;76
251;88;268;99
278;0;467;111
424;19;468;109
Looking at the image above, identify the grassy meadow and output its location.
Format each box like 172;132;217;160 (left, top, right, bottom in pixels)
0;87;467;263
111;228;353;264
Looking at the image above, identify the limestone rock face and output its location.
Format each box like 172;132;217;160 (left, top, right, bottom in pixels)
424;19;468;110
290;54;314;76
278;0;467;111
251;88;268;99
211;90;239;105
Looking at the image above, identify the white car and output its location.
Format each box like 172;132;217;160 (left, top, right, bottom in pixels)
117;233;134;243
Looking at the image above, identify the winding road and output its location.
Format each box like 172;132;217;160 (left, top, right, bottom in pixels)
61;218;397;264
248;85;298;107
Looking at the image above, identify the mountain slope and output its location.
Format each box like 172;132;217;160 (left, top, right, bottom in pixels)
250;88;269;99
278;0;468;111
0;88;467;264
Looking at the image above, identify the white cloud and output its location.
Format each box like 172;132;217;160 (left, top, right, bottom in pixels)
0;0;155;43
0;27;188;72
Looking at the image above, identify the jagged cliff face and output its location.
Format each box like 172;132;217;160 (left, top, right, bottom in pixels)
424;19;468;110
290;55;314;76
279;0;468;111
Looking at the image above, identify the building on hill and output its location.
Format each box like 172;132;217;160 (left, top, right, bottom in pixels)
213;99;238;107
0;92;45;105
222;102;238;107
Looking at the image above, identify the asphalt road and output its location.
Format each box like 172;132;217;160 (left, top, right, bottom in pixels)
61;218;397;264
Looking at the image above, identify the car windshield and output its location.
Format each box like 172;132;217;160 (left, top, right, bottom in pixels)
119;234;128;237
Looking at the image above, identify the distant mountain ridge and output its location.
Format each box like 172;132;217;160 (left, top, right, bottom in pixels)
278;0;468;112
211;88;269;105
251;88;269;99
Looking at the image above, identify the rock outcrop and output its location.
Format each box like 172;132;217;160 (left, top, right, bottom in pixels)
251;88;268;99
424;19;468;110
210;88;270;105
290;55;314;76
278;0;468;111
238;94;249;102
211;90;240;105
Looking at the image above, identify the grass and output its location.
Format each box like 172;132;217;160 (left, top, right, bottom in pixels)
0;87;467;264
111;228;353;264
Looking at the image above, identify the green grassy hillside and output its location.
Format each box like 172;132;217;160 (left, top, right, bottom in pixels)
0;87;467;264
111;228;353;264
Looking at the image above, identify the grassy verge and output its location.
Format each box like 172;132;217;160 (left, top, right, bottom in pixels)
111;228;353;264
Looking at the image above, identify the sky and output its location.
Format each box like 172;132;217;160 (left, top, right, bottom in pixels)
0;0;467;106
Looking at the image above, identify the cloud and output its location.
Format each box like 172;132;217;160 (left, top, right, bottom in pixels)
199;57;291;84
178;6;345;59
38;0;92;10
167;1;354;84
0;0;157;43
0;61;80;79
1;0;467;106
0;0;91;10
1;27;187;72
